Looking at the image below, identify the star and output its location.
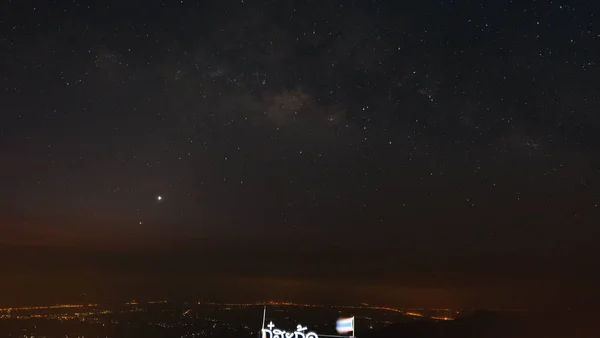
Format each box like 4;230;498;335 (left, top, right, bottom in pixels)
157;196;162;201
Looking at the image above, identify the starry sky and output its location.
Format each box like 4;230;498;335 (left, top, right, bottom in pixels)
1;0;600;308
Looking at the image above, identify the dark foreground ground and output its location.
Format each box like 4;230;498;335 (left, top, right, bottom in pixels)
1;304;598;338
363;310;600;338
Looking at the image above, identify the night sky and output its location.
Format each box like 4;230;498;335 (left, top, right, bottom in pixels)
2;0;600;308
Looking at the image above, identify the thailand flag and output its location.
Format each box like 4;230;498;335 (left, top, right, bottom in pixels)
336;317;354;334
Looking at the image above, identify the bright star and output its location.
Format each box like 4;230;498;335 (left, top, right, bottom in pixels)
157;196;162;201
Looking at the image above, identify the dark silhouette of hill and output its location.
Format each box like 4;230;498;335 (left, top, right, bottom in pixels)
360;309;600;338
359;310;498;338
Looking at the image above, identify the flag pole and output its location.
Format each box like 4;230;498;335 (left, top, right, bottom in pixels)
260;306;266;338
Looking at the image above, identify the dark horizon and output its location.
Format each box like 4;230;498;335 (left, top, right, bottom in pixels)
2;241;599;310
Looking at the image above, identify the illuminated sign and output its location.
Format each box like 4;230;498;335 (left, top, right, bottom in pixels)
261;321;319;338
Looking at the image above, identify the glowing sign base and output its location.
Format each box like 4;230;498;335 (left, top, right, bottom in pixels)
262;321;319;338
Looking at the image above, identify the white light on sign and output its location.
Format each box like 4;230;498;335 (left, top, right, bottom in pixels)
262;321;318;338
